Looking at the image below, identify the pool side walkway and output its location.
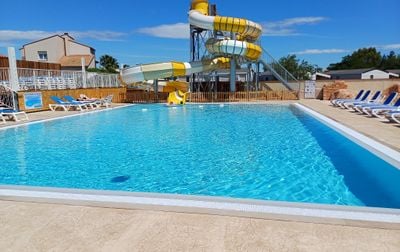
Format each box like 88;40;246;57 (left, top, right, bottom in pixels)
0;103;128;129
1;100;400;251
299;99;400;151
1;200;399;251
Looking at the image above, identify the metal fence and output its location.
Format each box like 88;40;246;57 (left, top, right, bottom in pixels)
125;90;299;103
0;67;120;91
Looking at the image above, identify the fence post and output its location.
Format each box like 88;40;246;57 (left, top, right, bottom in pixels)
154;79;159;103
81;57;87;88
7;47;19;92
33;70;37;91
7;47;20;110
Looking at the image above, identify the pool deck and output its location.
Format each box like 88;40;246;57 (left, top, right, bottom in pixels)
299;99;400;151
1;100;400;251
0;103;129;129
0;200;399;251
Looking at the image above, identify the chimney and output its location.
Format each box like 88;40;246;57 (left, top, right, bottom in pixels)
62;33;69;56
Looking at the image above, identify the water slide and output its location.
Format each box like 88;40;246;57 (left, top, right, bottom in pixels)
120;0;263;104
163;81;189;105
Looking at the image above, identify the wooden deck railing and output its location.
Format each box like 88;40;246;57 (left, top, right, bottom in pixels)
126;90;169;103
125;90;299;103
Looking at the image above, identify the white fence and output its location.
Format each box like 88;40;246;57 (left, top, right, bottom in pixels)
0;67;121;91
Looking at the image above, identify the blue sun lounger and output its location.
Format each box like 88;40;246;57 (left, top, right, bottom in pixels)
0;108;29;122
353;92;397;114
343;90;382;109
369;98;400;118
49;96;88;111
385;111;400;124
331;89;364;106
340;90;371;109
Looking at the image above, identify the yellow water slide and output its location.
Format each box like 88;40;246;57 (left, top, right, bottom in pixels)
120;0;263;104
189;0;262;60
163;81;189;105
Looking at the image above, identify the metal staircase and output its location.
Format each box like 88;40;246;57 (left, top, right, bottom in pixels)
259;47;300;91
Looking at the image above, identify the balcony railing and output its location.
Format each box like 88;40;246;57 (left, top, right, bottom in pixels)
0;68;121;91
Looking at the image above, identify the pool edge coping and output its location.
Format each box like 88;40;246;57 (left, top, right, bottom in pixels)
0;102;399;229
293;103;400;169
0;104;136;131
0;185;399;229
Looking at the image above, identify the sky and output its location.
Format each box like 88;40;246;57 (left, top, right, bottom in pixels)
0;0;399;69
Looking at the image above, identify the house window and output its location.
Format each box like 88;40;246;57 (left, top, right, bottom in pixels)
38;51;48;61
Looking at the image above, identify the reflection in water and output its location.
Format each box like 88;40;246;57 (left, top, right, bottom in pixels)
16;128;27;178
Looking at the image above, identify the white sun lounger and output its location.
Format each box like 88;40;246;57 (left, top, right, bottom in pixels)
0;113;5;124
387;111;400;124
0;108;29;122
49;96;88;111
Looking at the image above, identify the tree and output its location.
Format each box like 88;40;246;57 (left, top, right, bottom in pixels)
380;51;400;70
99;55;119;73
327;48;382;70
277;55;321;80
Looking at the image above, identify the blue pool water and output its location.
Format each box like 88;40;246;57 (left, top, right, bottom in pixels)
0;104;399;208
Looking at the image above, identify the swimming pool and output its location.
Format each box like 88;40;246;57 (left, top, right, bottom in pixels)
0;104;399;209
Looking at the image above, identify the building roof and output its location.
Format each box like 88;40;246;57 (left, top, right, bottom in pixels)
59;55;94;67
20;34;60;49
259;71;273;76
20;33;94;50
325;68;374;75
387;69;400;75
312;72;331;79
215;69;249;75
61;32;75;40
69;40;95;51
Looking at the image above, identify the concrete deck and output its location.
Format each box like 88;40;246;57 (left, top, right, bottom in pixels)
299;100;400;151
0;104;127;129
1;100;400;251
1;200;399;252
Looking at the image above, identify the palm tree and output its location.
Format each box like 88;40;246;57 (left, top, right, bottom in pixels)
99;55;119;73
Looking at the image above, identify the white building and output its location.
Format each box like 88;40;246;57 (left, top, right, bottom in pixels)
324;68;398;80
20;33;96;70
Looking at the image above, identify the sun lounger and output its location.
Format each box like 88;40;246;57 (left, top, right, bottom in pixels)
369;98;400;118
331;90;364;106
385;111;400;124
48;96;88;111
0;113;5;124
0;108;29;122
100;95;113;108
79;94;99;102
340;90;372;109
63;95;99;109
79;94;111;108
354;92;398;114
343;90;382;109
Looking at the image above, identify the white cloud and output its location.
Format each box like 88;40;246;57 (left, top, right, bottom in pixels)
137;23;189;39
262;17;327;36
291;49;350;55
71;31;126;41
0;30;54;41
0;30;126;42
0;41;15;47
375;44;400;50
136;17;327;39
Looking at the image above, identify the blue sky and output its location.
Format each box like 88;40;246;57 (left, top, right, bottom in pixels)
0;0;399;69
